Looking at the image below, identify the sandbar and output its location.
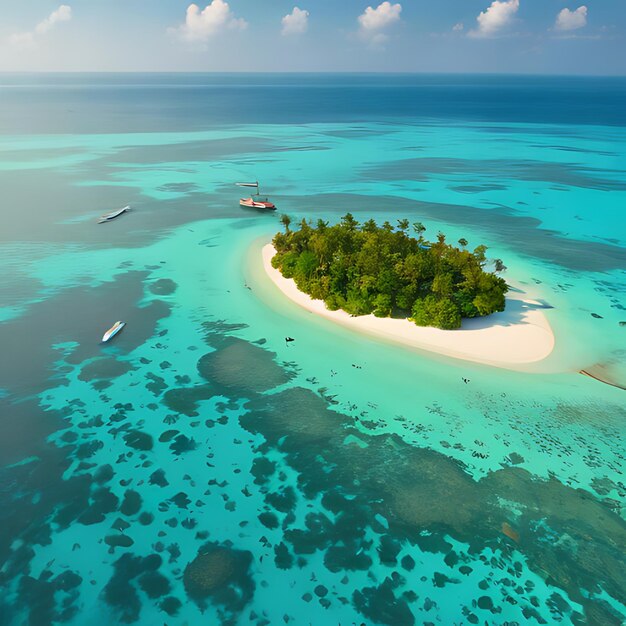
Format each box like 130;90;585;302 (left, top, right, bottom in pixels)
262;244;555;369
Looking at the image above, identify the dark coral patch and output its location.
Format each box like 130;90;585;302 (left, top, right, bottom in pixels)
54;570;82;592
251;457;275;484
353;578;415;626
265;487;297;514
158;430;179;443
105;534;134;549
78;487;119;526
170;492;191;509
103;553;162;623
169;434;196;455
123;430;153;451
18;574;75;626
274;542;293;570
138;512;154;526
79;357;133;383
162;385;214;417
242;387;344;451
324;544;372;573
183;542;255;615
377;535;402;566
149;469;169;487
258;512;279;529
112;518;130;532
94;464;114;484
120;490;142;516
138;570;171;598
159;596;182;616
148;279;177;296
145;372;167;396
75;440;104;461
198;337;292;395
236;361;626;626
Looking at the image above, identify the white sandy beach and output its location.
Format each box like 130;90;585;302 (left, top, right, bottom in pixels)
262;244;555;369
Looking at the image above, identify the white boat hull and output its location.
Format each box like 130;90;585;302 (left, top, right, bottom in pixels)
98;206;130;224
102;321;126;343
240;198;276;210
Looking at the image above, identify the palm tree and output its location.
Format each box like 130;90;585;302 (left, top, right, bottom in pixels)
362;218;377;233
473;244;487;266
341;213;359;231
280;214;291;233
412;222;426;242
458;238;468;248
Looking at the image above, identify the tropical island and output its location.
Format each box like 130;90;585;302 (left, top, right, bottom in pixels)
260;214;555;368
271;214;508;330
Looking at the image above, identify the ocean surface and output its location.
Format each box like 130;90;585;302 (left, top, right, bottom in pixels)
0;73;625;626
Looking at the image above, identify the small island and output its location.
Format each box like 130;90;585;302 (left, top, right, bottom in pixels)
271;214;507;330
262;215;555;368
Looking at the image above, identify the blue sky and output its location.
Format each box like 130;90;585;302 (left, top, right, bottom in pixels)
0;0;624;74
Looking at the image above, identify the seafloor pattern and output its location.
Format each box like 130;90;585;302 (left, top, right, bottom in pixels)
1;97;625;625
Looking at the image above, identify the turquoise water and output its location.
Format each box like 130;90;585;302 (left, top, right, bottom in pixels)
0;75;625;626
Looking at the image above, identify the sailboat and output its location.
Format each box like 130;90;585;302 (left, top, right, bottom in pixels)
237;182;276;210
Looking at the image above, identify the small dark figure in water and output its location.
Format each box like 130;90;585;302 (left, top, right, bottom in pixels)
462;377;470;384
285;336;295;345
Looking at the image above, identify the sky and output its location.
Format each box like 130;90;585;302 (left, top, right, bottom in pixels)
0;0;624;74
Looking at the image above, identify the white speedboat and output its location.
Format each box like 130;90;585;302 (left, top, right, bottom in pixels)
98;206;130;224
102;321;126;343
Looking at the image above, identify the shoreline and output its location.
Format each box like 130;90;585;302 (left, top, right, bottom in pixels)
261;243;556;370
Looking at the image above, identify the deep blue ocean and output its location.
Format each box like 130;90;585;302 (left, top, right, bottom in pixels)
2;74;626;134
0;74;625;626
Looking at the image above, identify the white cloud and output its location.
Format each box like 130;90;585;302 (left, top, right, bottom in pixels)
173;1;248;42
35;5;72;35
452;22;464;32
555;6;587;31
8;5;72;47
282;7;309;36
357;1;402;44
358;2;402;31
469;0;519;38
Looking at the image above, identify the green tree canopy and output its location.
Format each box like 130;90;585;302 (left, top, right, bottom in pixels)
272;215;508;330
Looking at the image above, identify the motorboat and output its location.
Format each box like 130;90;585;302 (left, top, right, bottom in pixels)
236;182;276;210
102;321;126;343
98;206;130;224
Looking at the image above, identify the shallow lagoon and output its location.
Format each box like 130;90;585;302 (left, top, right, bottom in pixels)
0;75;625;625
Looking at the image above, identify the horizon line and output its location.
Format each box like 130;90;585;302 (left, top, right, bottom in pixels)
0;70;625;78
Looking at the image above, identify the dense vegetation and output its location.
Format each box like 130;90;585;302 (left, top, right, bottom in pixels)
271;214;508;330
